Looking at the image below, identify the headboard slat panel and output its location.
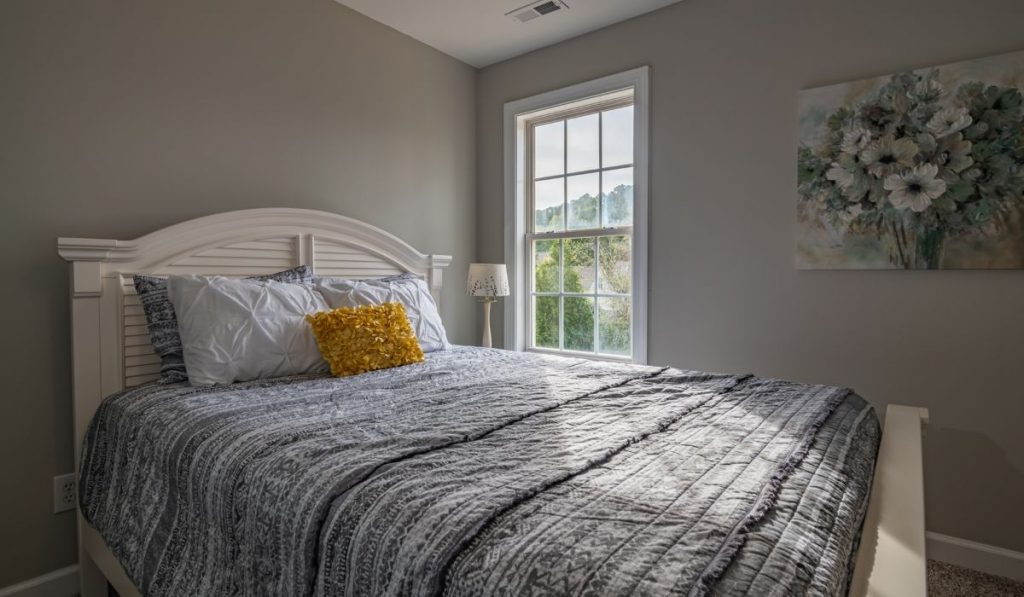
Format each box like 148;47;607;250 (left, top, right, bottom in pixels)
125;354;161;368
313;237;403;279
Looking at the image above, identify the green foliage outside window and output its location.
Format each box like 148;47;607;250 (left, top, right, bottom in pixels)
533;185;633;355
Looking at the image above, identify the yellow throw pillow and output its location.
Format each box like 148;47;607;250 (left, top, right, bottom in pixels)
305;302;424;377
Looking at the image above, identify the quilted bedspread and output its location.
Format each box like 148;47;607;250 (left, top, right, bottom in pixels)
79;347;879;596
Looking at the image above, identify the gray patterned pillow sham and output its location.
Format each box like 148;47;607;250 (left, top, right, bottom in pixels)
132;265;314;384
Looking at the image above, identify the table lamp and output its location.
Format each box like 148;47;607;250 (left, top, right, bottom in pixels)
467;263;509;348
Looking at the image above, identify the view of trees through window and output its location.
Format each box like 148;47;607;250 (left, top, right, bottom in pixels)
528;102;634;357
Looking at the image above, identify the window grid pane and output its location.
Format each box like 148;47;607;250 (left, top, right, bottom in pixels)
566;113;599;173
533;239;559;293
566;173;599;230
534;121;564;178
563;237;595;293
602;167;633;228
564;296;595;352
598;296;631;355
602;105;634;168
598;235;631;294
534;295;559;349
534;178;565;233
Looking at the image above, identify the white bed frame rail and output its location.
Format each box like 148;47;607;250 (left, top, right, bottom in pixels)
58;208;451;597
850;405;930;597
58;208;926;597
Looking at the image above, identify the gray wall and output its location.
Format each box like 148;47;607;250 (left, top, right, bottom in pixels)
477;0;1024;551
0;0;475;586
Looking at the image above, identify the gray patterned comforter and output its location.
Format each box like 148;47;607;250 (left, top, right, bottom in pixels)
79;347;879;596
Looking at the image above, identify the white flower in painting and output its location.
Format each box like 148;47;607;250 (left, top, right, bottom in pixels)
937;133;974;174
884;163;947;212
912;75;943;103
826;158;872;203
826;162;856;189
860;135;919;178
926;107;973;138
840;126;873;154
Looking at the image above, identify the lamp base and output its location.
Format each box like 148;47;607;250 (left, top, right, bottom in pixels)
480;298;496;348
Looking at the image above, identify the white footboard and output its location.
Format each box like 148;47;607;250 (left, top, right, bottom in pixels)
849;405;930;597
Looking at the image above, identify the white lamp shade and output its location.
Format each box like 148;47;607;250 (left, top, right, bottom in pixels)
467;263;509;297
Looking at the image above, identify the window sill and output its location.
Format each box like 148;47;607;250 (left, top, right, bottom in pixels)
524;347;634;364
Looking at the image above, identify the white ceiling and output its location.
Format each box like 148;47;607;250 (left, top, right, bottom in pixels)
336;0;684;68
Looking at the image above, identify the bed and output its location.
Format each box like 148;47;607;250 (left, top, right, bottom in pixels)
58;208;928;596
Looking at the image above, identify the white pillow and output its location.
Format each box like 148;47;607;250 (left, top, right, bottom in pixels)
167;275;329;386
315;274;450;352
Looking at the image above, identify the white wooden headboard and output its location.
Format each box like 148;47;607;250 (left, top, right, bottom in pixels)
58;208;451;465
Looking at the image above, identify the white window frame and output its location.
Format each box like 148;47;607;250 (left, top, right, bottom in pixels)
504;66;649;363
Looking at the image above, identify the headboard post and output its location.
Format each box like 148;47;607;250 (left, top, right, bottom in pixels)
428;254;454;306
62;243;124;471
297;233;315;267
71;261;104;297
67;261;105;468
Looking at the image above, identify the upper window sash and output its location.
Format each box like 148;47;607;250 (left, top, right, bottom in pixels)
525;100;635;237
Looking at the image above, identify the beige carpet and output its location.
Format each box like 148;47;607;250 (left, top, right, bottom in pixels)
928;560;1024;597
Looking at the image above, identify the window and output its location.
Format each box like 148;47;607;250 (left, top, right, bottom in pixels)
504;68;648;362
529;102;634;356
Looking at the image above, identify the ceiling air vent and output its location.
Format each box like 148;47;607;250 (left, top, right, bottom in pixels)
506;0;569;23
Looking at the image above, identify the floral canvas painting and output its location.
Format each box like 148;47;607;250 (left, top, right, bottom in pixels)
797;50;1024;269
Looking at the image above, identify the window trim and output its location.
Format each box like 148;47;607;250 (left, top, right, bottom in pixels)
503;66;649;363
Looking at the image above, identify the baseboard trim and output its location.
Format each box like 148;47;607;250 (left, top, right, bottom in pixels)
0;565;78;597
928;531;1024;582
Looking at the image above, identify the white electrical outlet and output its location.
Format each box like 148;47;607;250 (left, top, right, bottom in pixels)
53;473;77;513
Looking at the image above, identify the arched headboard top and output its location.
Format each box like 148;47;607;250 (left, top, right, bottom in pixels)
58;207;451;285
